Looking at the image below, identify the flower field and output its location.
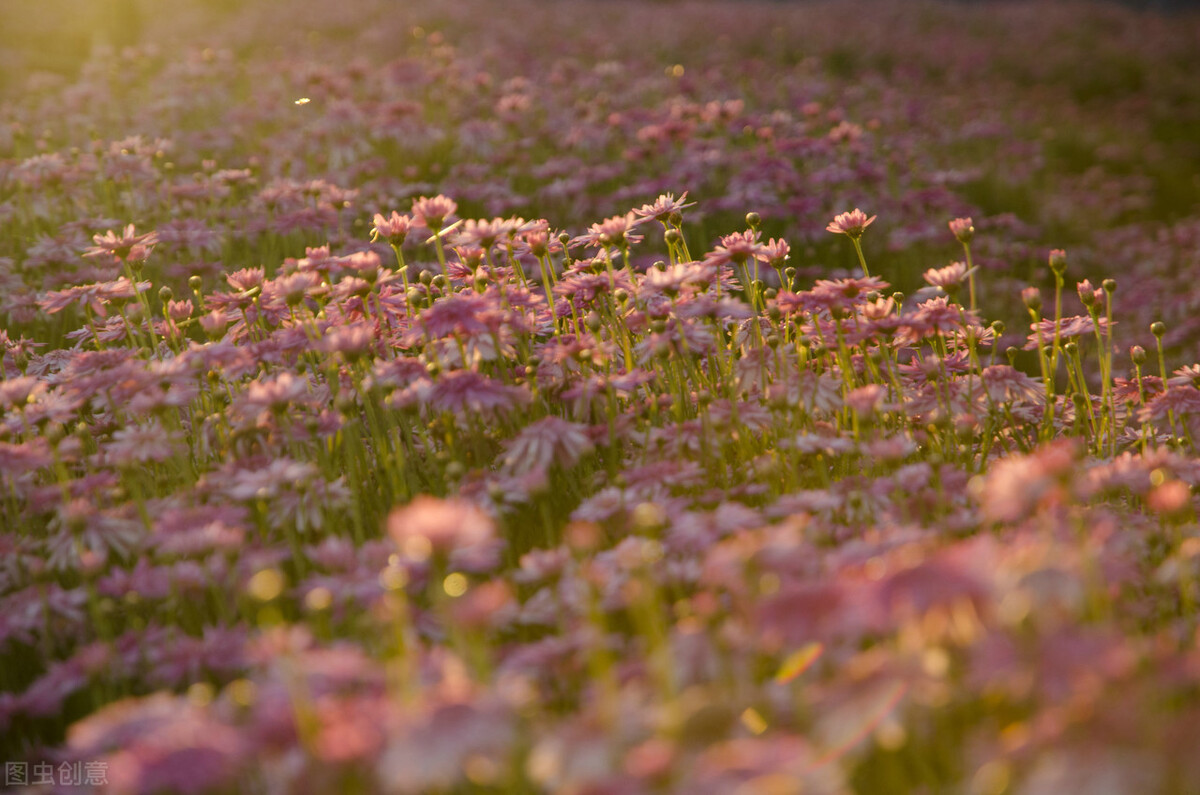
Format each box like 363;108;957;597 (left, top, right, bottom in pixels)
3;0;1200;792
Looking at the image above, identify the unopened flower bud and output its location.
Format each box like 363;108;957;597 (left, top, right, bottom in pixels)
1022;287;1042;312
1048;249;1067;275
1151;321;1166;338
1130;345;1147;365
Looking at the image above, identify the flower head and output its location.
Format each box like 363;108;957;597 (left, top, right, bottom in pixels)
825;208;877;239
411;195;458;232
387;496;495;560
631;191;695;223
83;224;158;263
948;217;974;243
372;212;412;247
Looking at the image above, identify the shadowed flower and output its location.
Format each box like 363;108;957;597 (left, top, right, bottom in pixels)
501;416;594;475
981;364;1045;404
413;370;531;417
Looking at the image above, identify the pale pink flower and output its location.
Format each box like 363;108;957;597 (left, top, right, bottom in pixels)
372;211;413;246
948;216;974;243
411;195;458;231
83;224;158;262
825;208;877;239
388;496;494;558
631;191;695;223
922;261;971;292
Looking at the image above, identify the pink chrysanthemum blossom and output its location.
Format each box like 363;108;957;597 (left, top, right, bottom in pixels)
387;495;494;559
981;365;1045;404
825;208;877;239
1139;385;1200;425
236;371;314;419
1023;316;1112;350
404;292;492;345
910;296;966;336
631;191;695;223
371;211;413;246
411;370;530;417
225;267;265;292
38;277;151;318
570;212;645;249
410;195;458;232
977;440;1084;523
760;237;790;270
922;261;972;293
948;217;975;243
83;224;158;263
1168;364;1200;388
101;421;180;467
448;217;526;250
501;416;594;475
640;261;717;296
702;230;767;268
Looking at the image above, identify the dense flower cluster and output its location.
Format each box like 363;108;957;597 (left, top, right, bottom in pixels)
2;0;1200;793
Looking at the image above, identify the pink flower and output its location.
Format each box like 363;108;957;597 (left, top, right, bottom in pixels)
372;211;413;246
417;370;531;416
922;261;971;292
825;208;877;239
981;365;1044;404
976;440;1084;523
83;224;158;263
388;496;495;559
948;216;974;243
411;195;458;232
703;230;767;268
502;416;594;475
631;191;695;223
571;212;644;249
